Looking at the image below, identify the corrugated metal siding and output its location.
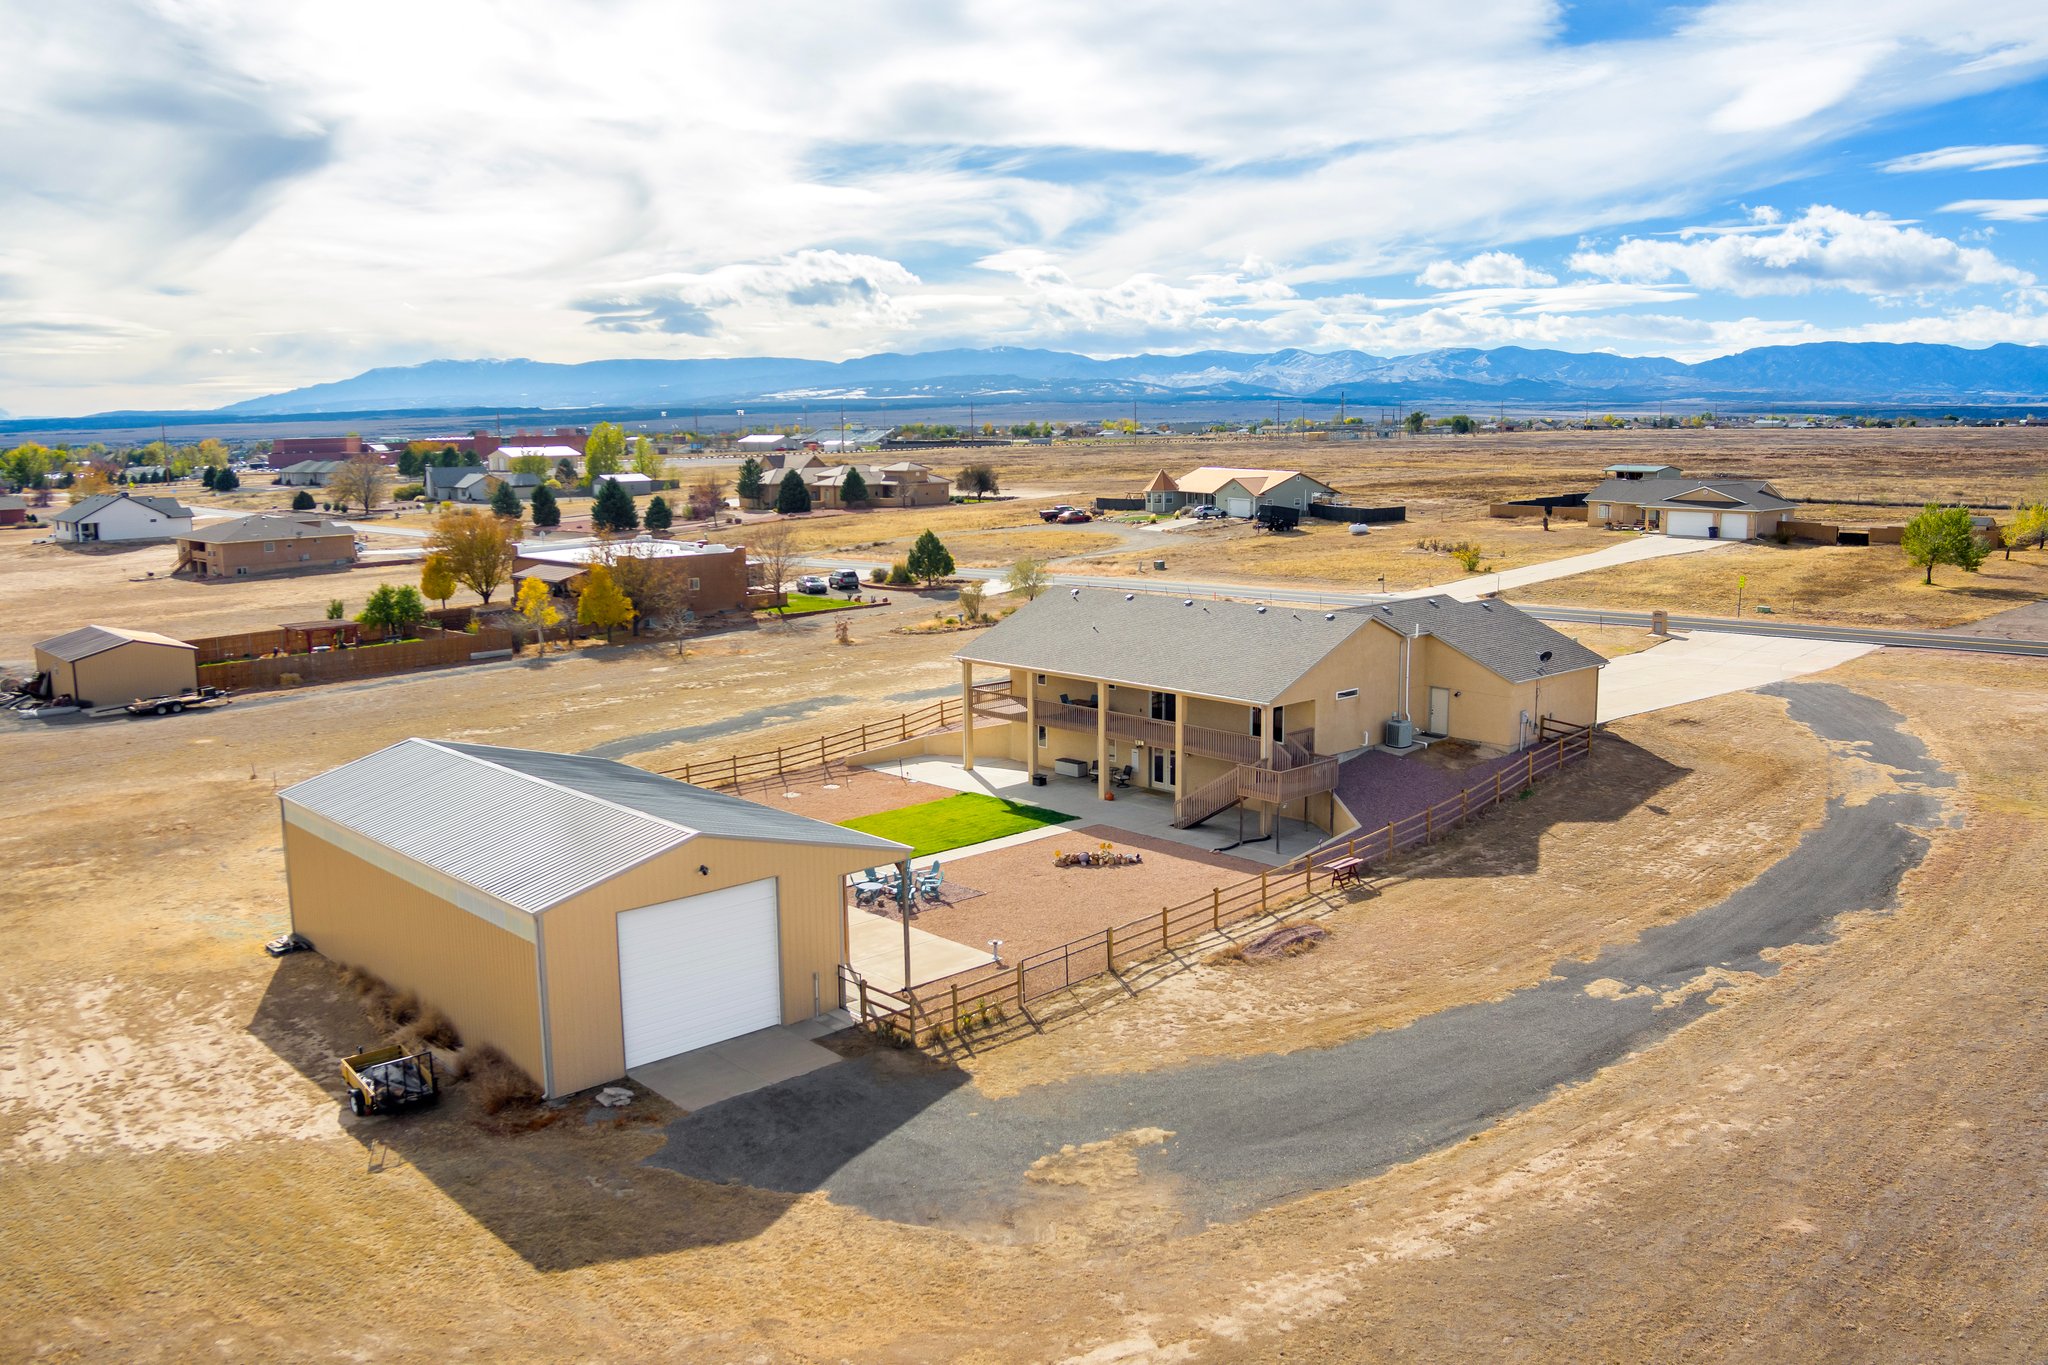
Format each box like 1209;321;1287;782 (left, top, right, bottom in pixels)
284;822;546;1086
50;641;197;706
541;837;872;1095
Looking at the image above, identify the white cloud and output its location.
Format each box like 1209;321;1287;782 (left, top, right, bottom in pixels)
573;251;921;337
1883;143;2046;172
1940;199;2048;223
1570;205;2032;297
1415;252;1556;288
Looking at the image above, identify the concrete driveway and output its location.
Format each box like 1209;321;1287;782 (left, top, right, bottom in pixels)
1597;630;1876;722
1427;532;1730;601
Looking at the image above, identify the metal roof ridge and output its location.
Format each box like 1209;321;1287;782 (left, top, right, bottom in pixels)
416;739;706;842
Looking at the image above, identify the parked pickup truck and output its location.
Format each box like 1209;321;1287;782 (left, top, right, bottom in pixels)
340;1044;439;1117
1038;504;1076;522
125;686;232;717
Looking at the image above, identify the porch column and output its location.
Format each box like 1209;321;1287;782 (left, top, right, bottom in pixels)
1173;694;1185;802
960;659;975;772
1024;674;1037;783
1096;691;1109;799
1259;705;1276;835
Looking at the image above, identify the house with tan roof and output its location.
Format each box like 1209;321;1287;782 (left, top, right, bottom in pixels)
1143;466;1338;518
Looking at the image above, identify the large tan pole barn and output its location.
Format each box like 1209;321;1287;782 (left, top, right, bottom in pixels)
278;740;909;1098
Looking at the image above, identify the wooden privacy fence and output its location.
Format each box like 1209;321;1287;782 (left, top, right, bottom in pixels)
658;680;1010;791
850;722;1596;1045
199;626;514;689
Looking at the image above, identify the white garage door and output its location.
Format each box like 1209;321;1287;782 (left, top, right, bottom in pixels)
617;878;781;1066
1223;496;1254;517
1666;510;1717;538
1720;513;1751;540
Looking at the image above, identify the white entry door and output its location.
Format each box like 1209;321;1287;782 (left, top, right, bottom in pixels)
617;877;782;1067
1666;509;1716;538
1150;749;1176;788
1426;686;1450;737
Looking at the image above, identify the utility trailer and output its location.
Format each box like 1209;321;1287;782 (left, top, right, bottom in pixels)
125;686;232;717
340;1045;439;1117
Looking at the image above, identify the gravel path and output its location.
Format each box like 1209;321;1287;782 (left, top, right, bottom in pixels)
647;681;1953;1231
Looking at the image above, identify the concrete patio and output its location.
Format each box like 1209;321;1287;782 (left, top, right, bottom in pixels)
871;755;1326;866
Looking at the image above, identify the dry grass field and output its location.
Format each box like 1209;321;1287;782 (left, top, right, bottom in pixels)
1511;537;2048;628
4;548;2044;1361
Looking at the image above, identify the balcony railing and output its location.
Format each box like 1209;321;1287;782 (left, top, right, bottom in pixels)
1035;699;1263;764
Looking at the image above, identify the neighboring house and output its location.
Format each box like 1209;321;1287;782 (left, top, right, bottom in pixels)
0;494;27;526
512;536;752;618
174;512;358;578
1143;466;1338;518
424;467;542;505
50;492;194;544
1585;471;1796;539
277;739;910;1099
32;624;198;705
791;460;951;509
593;472;656;496
275;460;350;487
489;444;584;474
950;589;1603;832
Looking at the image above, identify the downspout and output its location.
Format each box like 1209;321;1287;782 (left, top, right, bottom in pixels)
1396;621;1417;723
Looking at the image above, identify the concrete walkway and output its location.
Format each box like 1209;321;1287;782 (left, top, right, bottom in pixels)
845;908;997;990
1597;631;1876;722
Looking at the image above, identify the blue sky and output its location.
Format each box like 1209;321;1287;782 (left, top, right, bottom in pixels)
2;0;2046;413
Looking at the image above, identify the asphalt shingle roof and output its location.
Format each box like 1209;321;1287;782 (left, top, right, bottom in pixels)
1586;476;1795;512
278;739;909;914
1364;596;1605;683
182;512;354;545
956;589;1375;704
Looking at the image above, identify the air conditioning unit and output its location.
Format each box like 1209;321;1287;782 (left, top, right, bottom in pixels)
1384;716;1415;749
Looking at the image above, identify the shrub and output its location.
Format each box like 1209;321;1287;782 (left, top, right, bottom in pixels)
888;560;913;586
869;566;887;584
457;1044;542;1114
392;483;425;502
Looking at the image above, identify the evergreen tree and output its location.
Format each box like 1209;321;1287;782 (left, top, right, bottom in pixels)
292;490;316;510
489;478;523;521
397;447;424;477
774;468;812;514
592;477;640;532
201;466;218;489
529;482;560;528
214;467;239;492
644;494;673;532
840;466;869;505
906;529;955;585
736;457;765;506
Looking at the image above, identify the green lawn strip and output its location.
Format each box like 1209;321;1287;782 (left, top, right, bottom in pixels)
838;792;1077;858
771;593;862;615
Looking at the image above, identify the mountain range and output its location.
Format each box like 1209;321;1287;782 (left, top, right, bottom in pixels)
165;340;2048;416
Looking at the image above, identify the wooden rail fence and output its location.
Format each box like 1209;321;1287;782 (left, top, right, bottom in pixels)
847;723;1596;1045
658;680;1010;792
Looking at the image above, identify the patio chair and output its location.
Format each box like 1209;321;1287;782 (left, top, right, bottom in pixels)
1112;765;1134;788
915;862;945;902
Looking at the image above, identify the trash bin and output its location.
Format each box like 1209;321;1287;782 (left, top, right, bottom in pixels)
1154;559;1166;571
1032;772;1048;787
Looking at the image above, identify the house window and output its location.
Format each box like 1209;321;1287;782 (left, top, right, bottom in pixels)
1036;674;1045;685
1335;687;1359;700
1037;725;1048;748
1149;691;1177;721
1250;707;1261;738
689;577;701;591
263;542;275;553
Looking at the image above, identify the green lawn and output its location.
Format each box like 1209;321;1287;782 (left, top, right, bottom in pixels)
838;792;1076;858
773;593;860;615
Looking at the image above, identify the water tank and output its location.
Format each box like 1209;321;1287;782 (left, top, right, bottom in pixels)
1384;716;1415;748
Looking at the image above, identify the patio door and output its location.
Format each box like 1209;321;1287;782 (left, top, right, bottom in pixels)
1151;749;1176;788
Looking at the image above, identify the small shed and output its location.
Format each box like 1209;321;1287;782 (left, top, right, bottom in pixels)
279;740;910;1097
32;625;199;705
0;494;29;526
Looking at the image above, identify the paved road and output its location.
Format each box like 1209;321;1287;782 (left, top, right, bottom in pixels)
646;682;1952;1230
